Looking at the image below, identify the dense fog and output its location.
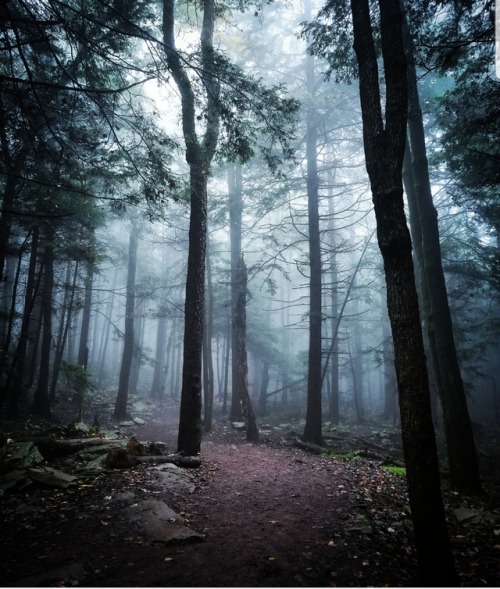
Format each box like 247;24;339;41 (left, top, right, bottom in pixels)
0;0;498;432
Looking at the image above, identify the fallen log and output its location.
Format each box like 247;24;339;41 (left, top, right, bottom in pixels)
136;454;201;469
293;438;324;455
34;438;124;460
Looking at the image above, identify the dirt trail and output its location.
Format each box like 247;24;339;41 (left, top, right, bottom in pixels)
2;415;499;587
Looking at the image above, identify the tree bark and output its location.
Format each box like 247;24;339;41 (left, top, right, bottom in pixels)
350;0;457;584
302;0;323;445
113;220;139;420
229;163;244;421
32;225;55;418
73;257;94;420
49;261;79;402
402;6;482;495
163;0;220;456
151;306;168;398
5;226;40;416
234;256;259;442
203;242;215;432
327;178;340;423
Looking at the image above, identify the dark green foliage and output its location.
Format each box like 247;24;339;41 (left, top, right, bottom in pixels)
211;53;300;169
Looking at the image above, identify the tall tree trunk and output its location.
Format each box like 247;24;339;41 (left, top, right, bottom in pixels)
5;226;40;417
234;256;258;442
402;7;481;495
129;298;144;396
163;0;220;456
0;139;29;283
302;2;323;445
381;302;397;423
113;220;139;420
258;357;270;416
74;259;94;420
0;237;28;381
351;279;364;424
151;307;168;398
97;268;118;385
50;261;79;402
222;312;230;414
229;163;244;421
203;243;215;431
327;180;340;423
403;144;441;423
350;0;457;584
32;225;54;418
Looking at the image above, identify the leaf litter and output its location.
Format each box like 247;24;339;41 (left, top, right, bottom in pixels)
0;413;499;587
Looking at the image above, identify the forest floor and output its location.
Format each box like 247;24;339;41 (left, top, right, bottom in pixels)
0;395;500;587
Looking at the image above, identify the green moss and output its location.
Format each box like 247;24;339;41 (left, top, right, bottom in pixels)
381;465;406;476
325;449;361;461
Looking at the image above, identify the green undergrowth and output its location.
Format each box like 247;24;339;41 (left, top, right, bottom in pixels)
381;465;406;476
324;449;362;461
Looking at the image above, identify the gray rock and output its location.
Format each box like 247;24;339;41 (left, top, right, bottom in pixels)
25;466;76;488
0;469;29;491
152;464;196;493
127;499;204;544
0;442;44;472
113;491;136;503
132;401;151;413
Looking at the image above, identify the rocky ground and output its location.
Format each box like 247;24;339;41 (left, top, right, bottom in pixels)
0;396;499;587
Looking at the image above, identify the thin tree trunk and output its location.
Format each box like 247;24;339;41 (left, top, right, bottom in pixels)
229;163;244;421
151;309;168;398
5;226;40;417
50;261;79;402
222;312;230;414
32;226;55;418
302;2;323;445
203;243;215;432
74;259;94;420
258;357;270;416
113;220;139;420
234;256;258;442
327;181;340;423
350;0;456;584
0;237;28;381
97;269;118;385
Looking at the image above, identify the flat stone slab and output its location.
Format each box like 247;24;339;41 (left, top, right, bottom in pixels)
151;464;196;494
127;499;204;544
25;466;76;488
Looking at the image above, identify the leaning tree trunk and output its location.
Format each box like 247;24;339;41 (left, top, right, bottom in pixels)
350;0;457;585
113;220;139;420
234;256;259;442
402;7;481;495
302;1;323;445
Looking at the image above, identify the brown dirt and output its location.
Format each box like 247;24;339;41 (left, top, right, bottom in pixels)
1;409;499;587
